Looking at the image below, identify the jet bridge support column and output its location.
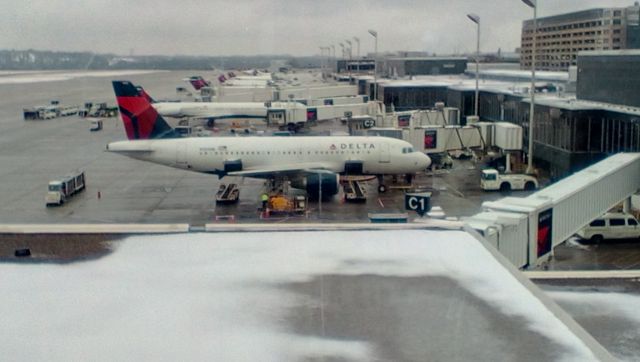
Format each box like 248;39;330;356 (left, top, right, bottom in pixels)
623;197;632;214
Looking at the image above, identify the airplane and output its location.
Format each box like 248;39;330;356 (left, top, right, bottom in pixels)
108;80;431;198
186;71;272;91
184;76;210;91
135;84;268;127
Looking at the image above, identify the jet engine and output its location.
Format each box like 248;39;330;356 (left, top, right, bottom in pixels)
291;173;340;200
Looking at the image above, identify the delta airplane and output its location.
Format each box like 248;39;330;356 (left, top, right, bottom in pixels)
108;81;431;198
136;84;268;127
186;71;273;90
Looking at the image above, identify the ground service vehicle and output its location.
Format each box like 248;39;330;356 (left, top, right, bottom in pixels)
267;195;307;215
46;171;86;206
481;169;538;192
80;102;118;118
216;184;240;204
343;180;366;203
89;119;103;132
576;212;640;243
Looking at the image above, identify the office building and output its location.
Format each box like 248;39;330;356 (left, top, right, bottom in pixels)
521;3;640;71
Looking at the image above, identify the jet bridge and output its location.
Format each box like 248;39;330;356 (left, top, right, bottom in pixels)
467;153;640;268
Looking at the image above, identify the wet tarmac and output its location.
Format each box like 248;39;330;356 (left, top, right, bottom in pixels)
1;70;640;271
0;70;506;225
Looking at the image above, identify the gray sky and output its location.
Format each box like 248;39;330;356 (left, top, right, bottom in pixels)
1;0;636;56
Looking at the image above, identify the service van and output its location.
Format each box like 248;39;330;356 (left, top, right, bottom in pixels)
576;212;640;243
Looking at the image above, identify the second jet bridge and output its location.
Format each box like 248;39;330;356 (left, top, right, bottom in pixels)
467;153;640;268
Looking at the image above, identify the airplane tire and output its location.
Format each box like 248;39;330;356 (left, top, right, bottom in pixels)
378;184;387;193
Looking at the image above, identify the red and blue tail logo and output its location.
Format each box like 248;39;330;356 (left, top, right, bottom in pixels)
112;81;176;140
188;76;210;90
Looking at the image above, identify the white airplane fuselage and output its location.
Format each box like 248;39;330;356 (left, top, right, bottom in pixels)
152;102;267;120
107;136;430;177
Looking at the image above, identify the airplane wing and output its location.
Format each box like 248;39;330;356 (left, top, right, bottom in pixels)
227;162;337;179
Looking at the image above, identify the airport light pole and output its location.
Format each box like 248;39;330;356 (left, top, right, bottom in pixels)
368;30;378;102
320;46;330;78
354;37;360;73
467;13;480;118
319;46;325;76
331;45;336;74
522;0;537;175
345;39;353;80
354;37;360;58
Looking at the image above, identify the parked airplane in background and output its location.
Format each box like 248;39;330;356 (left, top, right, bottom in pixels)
109;81;431;197
134;84;268;127
184;76;210;91
186;71;273;91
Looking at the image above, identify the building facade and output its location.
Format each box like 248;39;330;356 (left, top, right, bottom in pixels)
577;50;640;108
383;58;467;77
521;3;640;71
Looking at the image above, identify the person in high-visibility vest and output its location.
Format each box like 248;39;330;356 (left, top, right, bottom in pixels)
261;193;269;210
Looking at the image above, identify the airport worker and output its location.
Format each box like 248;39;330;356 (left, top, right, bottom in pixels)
261;193;269;210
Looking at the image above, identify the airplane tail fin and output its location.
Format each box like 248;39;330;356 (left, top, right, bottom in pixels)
188;76;210;90
112;80;177;140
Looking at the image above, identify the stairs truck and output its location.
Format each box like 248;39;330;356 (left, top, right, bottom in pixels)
481;169;538;192
46;171;86;206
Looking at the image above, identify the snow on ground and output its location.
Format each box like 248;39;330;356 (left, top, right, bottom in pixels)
548;290;640;362
0;70;165;85
0;230;598;361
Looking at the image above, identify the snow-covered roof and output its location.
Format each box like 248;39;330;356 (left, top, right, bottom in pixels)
0;229;607;361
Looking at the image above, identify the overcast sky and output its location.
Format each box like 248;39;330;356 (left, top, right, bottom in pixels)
1;0;636;56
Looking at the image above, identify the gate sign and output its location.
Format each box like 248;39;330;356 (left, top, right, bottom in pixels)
405;192;432;216
362;118;375;128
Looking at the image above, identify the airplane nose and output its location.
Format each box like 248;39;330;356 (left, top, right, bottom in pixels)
419;153;431;170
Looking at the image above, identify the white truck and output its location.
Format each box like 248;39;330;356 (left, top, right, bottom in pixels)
481;169;538;192
45;171;86;206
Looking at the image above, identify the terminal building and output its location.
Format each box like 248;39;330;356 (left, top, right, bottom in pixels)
521;2;640;71
334;57;467;77
383;57;467;77
361;51;640;179
335;59;375;73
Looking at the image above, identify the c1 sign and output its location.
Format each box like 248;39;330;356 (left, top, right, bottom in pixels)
405;192;432;216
